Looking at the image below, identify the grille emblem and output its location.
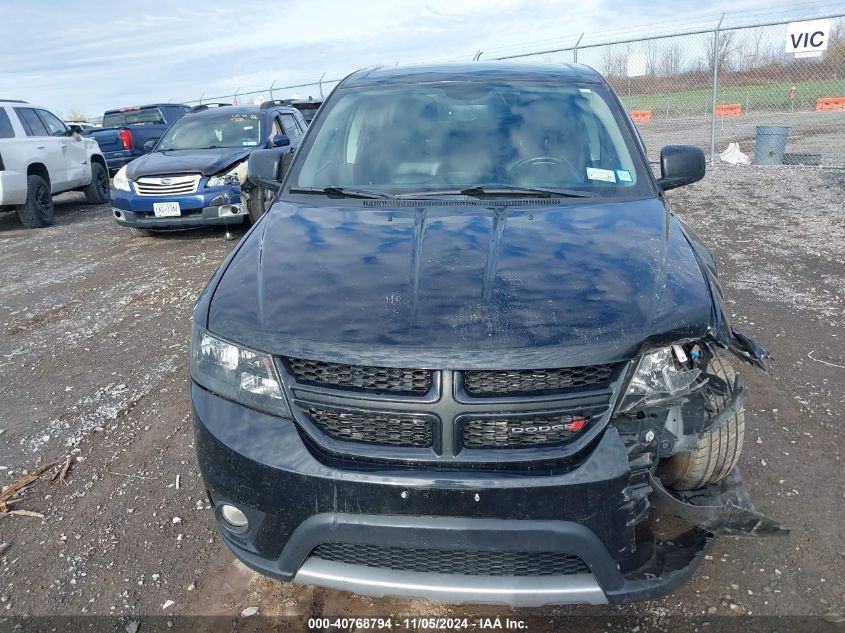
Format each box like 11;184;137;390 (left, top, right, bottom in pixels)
510;419;585;435
160;177;173;185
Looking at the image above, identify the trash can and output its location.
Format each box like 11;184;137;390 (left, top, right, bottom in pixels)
753;125;790;165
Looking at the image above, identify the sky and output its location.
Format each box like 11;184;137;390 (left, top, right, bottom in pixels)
1;0;841;120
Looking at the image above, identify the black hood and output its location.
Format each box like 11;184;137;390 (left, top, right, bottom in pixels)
204;197;715;368
126;148;251;179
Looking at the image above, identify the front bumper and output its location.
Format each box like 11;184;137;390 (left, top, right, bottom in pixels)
193;382;715;606
111;184;246;230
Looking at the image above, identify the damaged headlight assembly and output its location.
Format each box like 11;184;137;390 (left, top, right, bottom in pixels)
621;346;701;412
190;326;291;417
207;162;247;188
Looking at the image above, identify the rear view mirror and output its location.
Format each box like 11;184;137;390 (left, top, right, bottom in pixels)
248;148;293;191
271;134;290;148
657;145;705;191
143;139;158;153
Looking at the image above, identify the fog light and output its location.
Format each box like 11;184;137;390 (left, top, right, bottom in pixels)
220;504;248;528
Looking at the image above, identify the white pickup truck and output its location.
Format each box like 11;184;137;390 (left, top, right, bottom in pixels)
0;100;109;228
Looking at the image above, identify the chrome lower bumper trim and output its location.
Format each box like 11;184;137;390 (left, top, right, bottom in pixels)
294;557;608;606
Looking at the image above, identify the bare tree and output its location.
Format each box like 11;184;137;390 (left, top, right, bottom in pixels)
601;47;627;78
734;37;750;71
642;39;661;76
66;108;88;122
826;18;845;74
659;41;683;77
703;30;736;72
748;27;765;69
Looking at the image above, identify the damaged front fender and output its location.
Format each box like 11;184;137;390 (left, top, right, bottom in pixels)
677;215;772;372
727;328;772;371
649;468;788;537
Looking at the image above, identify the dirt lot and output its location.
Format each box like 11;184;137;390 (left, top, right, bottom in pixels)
637;110;845;168
0;167;843;632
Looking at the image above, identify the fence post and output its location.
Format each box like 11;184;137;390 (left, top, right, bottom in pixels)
573;33;584;63
709;13;725;165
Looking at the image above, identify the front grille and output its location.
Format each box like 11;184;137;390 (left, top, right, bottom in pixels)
282;356;621;465
306;406;434;447
310;543;590;576
134;174;201;196
461;412;594;449
285;357;432;395
464;364;619;397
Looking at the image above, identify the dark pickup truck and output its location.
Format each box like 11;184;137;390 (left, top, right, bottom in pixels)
89;104;189;173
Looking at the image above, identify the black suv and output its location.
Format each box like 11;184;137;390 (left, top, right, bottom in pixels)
191;63;783;605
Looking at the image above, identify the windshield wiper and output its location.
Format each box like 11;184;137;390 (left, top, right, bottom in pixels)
289;186;395;199
398;184;592;199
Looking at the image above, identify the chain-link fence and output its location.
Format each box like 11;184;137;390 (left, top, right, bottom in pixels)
148;11;844;168
495;14;845;167
184;75;344;109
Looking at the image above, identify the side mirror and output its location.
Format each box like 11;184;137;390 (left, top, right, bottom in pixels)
657;145;705;191
143;139;158;153
271;134;291;148
68;124;83;135
248;148;293;191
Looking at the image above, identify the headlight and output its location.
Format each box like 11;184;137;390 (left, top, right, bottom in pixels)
621;346;701;411
190;325;291;417
113;166;131;191
207;162;246;187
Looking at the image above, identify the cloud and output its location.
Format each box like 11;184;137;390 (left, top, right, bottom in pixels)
0;0;801;118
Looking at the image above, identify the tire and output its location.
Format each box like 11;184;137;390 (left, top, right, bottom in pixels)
659;350;745;491
16;174;55;228
246;186;271;223
129;227;156;237
83;162;110;204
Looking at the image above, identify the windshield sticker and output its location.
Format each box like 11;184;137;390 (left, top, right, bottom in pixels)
615;169;633;183
579;88;592;93
242;141;258;146
231;114;259;121
586;167;616;183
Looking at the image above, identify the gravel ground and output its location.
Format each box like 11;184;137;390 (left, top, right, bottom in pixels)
637;110;845;167
0;167;843;632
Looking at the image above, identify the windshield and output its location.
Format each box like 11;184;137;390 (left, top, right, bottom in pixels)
156;112;262;151
288;81;651;199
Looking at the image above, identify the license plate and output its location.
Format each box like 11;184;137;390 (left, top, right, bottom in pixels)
153;202;180;218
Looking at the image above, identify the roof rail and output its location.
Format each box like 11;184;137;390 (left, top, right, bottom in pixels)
260;99;295;109
0;99;28;103
187;102;232;113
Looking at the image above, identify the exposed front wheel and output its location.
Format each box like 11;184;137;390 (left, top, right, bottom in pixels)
246;186;272;224
17;174;55;228
83;162;110;204
659;351;746;491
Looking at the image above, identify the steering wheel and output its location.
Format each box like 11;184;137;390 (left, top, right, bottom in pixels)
507;156;580;182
